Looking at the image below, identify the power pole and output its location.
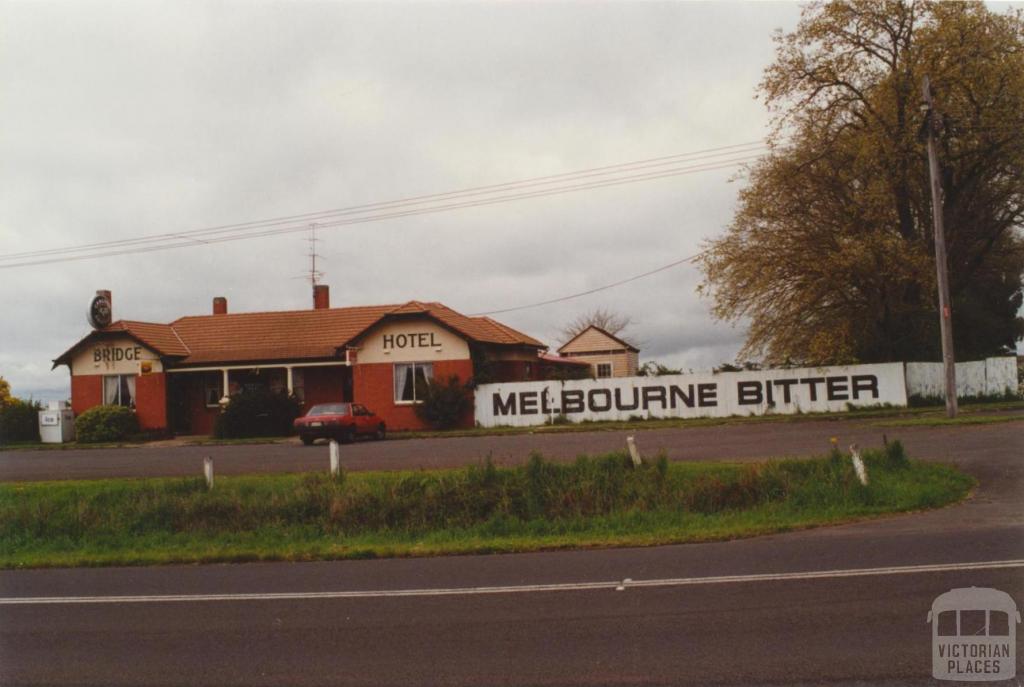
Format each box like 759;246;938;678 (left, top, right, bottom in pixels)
922;76;957;418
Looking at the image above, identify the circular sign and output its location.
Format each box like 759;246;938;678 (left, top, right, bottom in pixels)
87;294;112;329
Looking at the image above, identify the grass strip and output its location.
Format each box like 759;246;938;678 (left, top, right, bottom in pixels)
873;415;1024;428
0;443;973;569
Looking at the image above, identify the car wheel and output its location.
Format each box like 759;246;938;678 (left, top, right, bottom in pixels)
300;435;314;446
375;424;386;441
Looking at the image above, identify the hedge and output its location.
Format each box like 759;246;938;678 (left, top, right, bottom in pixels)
74;405;139;443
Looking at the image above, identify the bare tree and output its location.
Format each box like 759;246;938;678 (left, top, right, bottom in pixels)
559;308;635;345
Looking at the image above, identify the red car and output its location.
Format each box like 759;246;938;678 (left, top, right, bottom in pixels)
293;402;386;445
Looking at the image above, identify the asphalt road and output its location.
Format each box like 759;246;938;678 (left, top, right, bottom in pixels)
1;418;1022;685
1;415;1022;481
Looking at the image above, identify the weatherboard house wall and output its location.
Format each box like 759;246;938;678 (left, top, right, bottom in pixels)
557;325;640;378
53;288;570;434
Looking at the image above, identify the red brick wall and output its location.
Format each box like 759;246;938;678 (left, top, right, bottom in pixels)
135;373;167;431
70;373;168;432
302;366;349;408
71;375;102;417
352;359;474;430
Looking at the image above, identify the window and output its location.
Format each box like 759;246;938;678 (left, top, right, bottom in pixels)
204;372;224;408
937;611;958;637
103;374;135;407
596;363;613;378
291;368;305;403
308;403;350;416
937;609;1011;637
394;362;433;403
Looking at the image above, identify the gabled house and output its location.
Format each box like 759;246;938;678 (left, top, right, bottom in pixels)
557;325;639;378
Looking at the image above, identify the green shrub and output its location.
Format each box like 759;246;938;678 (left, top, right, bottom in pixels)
74;405;139;443
414;375;472;430
543;364;592;381
909;390;1021;407
215;390;302;438
0;398;43;444
884;439;910;469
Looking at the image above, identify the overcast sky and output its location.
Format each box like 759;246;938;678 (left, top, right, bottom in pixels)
0;1;830;401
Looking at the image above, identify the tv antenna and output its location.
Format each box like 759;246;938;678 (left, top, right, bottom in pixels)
306;223;325;288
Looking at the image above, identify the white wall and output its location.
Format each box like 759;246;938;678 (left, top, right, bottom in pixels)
475;363;907;428
353;319;469;364
70;337;163;376
904;357;1018;399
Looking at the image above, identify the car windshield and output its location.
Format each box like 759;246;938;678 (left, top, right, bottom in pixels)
307;403;350;416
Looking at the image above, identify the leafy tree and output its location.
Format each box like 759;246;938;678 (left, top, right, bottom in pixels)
0;376;11;408
637;361;683;376
0;397;42;444
559;308;636;346
700;1;1024;364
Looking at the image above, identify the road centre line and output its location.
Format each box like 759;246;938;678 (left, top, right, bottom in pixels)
2;559;1021;606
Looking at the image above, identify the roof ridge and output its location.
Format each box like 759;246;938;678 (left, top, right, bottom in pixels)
168;324;191;355
557;324;638;353
171;303;401;324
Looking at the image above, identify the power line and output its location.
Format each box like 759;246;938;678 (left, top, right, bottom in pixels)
0;141;766;265
469;251;707;316
0;153;760;269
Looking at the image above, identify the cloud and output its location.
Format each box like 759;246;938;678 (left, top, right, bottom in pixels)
0;1;804;400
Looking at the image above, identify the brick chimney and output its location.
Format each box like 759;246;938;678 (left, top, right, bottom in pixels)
213;297;227;315
313;284;330;310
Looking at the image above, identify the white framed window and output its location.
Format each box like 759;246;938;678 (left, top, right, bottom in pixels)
596;363;613;379
394;362;434;403
103;374;136;407
204;372;224;408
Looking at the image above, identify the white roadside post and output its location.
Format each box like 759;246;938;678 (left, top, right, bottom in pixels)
203;456;214;490
329;440;340;477
626;436;642;467
849;444;869;486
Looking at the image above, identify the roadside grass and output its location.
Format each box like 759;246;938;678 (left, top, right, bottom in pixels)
0;444;973;568
873;414;1024;428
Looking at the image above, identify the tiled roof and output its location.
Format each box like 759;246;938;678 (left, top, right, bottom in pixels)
170;304;394;364
55;301;546;367
115;321;191;357
52;320;189;367
413;304;546;348
469;316;545;347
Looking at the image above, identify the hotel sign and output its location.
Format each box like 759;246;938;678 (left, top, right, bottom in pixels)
70;337;163;376
382;332;442;350
474;363;908;427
